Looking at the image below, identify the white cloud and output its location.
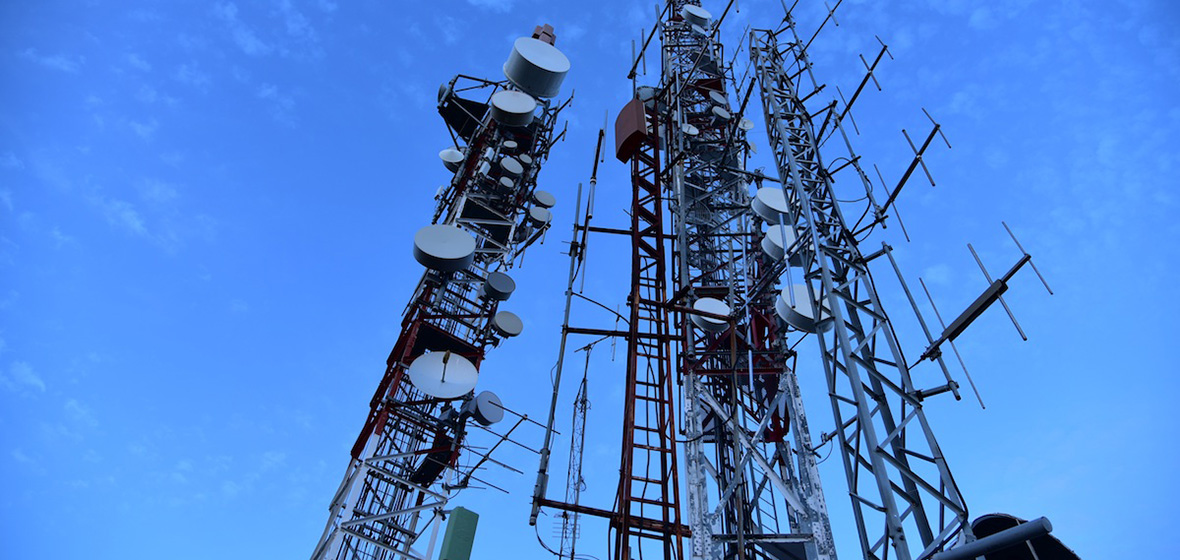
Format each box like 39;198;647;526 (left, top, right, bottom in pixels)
968;7;997;30
138;179;179;204
256;84;297;126
20;48;83;72
260;451;286;470
126;53;152;72
466;0;514;12
276;0;316;42
94;196;148;236
174;63;211;91
50;227;75;248
2;361;46;393
435;15;462;45
135;85;159;104
216;2;273;56
221;480;242;497
129;119;159;140
65;398;98;427
0;152;23;169
922;263;954;286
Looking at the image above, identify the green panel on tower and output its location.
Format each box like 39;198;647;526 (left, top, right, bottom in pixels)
438;507;479;560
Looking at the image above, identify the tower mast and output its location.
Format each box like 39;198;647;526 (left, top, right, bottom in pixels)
312;25;572;560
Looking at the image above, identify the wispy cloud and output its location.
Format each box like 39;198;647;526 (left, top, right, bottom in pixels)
65;398;99;427
230;299;249;314
126;53;152;72
276;0;316;42
0;152;24;169
256;83;297;126
921;263;954;286
435;15;463;46
12;448;34;464
2;361;46;393
20;48;84;72
129;119;159;140
466;0;515;12
214;1;326;59
215;3;273;56
138;179;179;204
174;62;212;91
135;85;176;106
92;196;148;236
50;227;75;249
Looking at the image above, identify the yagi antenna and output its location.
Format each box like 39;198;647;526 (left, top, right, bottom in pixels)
917;222;1055;406
874;163;910;242
838;36;892;128
869;109;950;234
919;277;984;408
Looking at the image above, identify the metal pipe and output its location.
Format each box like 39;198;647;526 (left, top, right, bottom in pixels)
529;180;584;526
931;517;1052;560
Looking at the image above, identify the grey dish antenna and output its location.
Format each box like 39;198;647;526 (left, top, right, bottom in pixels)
500;156;524;178
532;190;556;209
407;351;478;399
480;271;516;301
776;285;831;333
439;148;464;172
690;297;730;332
463;391;504;426
492;311;523;337
413;224;476;272
491;90;537;127
761;224;803;265
503;37;570;98
752;187;790;222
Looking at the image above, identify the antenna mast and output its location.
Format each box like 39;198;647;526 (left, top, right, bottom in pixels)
311;25;572;560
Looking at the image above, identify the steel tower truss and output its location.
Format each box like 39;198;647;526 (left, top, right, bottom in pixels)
531;3;1058;560
312;34;570;560
748;21;968;560
652;4;837;560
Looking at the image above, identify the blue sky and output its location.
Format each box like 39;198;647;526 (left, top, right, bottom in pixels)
1;1;1177;559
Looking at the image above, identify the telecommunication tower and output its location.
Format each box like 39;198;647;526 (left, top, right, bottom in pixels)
530;2;1065;560
310;25;572;560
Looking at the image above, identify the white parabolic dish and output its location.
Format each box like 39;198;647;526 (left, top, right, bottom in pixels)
471;391;504;425
492;311;523;337
682;4;712;28
691;297;730;332
528;206;552;227
776;285;831;333
439;148;464;172
761;224;803;265
752;187;790;222
490;90;537;127
503;37;571;98
500;156;524;178
412;224;476;272
480;271;516;301
407;351;478;399
532;190;556;209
